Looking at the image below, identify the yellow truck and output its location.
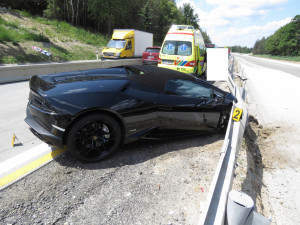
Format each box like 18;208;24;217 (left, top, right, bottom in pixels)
158;25;206;76
101;29;153;59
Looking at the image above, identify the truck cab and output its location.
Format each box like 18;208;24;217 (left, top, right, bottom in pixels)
101;29;153;59
102;30;134;59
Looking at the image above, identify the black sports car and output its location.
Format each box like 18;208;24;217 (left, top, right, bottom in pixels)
25;65;235;162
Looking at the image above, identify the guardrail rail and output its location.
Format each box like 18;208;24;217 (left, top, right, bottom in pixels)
199;56;248;225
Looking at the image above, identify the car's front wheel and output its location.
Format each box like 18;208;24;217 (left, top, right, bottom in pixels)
67;114;121;162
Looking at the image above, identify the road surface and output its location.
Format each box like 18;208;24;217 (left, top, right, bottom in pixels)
0;81;42;162
234;54;300;225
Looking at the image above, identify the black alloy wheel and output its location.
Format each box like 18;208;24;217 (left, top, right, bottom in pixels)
67;114;121;162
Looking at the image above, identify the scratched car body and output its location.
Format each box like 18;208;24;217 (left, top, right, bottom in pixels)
25;65;235;162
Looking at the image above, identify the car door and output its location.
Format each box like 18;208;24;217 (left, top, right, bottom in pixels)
157;79;221;131
119;80;160;139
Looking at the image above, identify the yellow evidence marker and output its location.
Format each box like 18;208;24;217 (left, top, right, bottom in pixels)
232;108;243;121
12;134;16;147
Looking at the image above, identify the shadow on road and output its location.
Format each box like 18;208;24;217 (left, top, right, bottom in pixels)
54;133;224;171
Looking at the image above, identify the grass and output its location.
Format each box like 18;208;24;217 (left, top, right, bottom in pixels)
0;54;46;64
0;45;99;64
0;10;110;64
0;13;109;46
0;16;49;43
252;54;300;62
50;45;97;62
32;17;109;46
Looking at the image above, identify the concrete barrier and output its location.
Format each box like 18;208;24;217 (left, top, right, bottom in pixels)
0;59;142;83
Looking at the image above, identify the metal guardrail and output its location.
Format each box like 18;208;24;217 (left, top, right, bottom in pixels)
0;59;142;83
199;56;248;225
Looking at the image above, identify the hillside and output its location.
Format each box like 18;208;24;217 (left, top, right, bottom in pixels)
0;9;110;64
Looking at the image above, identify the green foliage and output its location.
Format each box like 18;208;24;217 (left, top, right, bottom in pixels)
253;37;268;55
0;0;48;16
253;15;300;56
0;54;46;64
155;0;182;42
2;0;208;44
253;54;300;62
1;0;213;64
180;3;199;30
230;46;252;53
201;30;212;44
0;15;49;43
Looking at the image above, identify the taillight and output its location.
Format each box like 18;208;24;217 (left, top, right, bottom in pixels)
185;61;197;67
189;61;196;66
158;58;161;64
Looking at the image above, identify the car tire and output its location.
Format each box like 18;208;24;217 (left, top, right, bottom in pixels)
67;114;122;162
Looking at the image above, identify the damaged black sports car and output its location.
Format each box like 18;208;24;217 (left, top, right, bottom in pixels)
25;65;235;162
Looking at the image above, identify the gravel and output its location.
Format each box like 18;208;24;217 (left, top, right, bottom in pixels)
0;134;224;225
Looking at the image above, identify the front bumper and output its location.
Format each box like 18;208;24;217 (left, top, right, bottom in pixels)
25;106;63;148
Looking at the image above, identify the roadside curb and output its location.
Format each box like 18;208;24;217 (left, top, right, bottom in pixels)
0;143;65;190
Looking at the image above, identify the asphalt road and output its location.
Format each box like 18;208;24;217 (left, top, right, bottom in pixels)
234;54;300;78
234;54;300;126
234;54;300;225
0;81;42;162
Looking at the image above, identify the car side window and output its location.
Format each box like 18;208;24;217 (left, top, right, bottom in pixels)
165;79;212;98
126;41;132;50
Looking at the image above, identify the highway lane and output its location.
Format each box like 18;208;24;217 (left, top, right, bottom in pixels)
234;54;300;225
0;81;42;162
234;54;300;78
234;54;300;126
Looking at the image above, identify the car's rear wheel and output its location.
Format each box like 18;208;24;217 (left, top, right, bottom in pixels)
67;114;121;162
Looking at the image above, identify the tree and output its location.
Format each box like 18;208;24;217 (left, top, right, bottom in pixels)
265;15;300;56
252;37;268;55
231;45;252;53
1;0;213;46
201;30;211;44
0;0;48;16
180;3;199;30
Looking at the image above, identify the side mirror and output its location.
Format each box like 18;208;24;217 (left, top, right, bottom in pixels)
214;94;224;103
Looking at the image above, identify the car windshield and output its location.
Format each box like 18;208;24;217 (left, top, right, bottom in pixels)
107;39;126;49
145;48;160;53
161;41;192;56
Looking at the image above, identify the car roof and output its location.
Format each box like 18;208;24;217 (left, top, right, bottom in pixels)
126;65;198;93
145;46;161;49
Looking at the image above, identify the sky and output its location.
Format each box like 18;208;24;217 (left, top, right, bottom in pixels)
175;0;300;48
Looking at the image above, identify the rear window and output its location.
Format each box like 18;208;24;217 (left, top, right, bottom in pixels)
161;41;192;56
145;48;160;53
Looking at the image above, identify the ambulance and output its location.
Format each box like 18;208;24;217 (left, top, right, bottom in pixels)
158;25;206;76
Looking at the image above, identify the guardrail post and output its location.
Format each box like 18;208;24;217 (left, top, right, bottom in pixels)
226;190;254;225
